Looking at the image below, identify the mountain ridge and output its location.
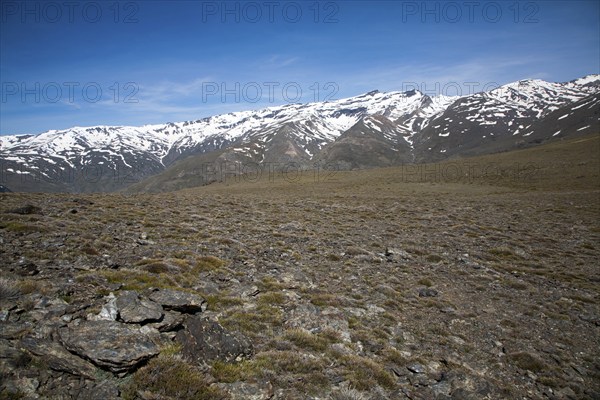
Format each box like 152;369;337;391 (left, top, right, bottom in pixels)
1;74;599;193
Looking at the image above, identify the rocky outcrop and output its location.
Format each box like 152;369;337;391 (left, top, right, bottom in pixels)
21;336;98;379
58;320;160;373
0;281;254;398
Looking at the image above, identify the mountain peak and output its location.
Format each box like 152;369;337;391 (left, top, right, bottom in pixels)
2;74;598;193
572;74;600;86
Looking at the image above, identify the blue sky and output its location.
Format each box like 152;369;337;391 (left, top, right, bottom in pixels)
1;0;598;135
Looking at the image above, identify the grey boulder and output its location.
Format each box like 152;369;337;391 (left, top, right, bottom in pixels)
58;320;160;373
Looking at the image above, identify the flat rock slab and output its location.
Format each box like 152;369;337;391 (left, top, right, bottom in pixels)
148;289;206;313
148;310;185;332
116;290;163;323
21;336;97;379
176;316;253;364
58;320;160;373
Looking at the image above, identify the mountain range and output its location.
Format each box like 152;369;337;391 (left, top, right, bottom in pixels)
1;75;598;193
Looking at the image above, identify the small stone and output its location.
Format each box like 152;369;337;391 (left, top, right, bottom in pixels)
16;261;39;277
440;307;456;314
139;325;161;341
89;293;118;321
391;366;408;377
407;363;426;374
385;247;412;260
431;380;452;397
116;291;163;324
367;304;386;314
244;286;261;297
418;288;439;297
148;310;185;332
450;335;466;345
278;221;303;231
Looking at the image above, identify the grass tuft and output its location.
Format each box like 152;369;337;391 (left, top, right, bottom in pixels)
122;354;227;400
0;278;21;301
508;352;547;373
284;328;329;352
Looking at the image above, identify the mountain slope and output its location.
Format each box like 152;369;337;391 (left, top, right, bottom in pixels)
1;74;598;193
412;77;600;162
315;115;414;169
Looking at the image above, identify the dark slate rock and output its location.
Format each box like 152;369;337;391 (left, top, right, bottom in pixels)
148;310;185;332
148;289;206;313
21;336;97;379
176;316;253;364
115;290;163;324
58;320;160;373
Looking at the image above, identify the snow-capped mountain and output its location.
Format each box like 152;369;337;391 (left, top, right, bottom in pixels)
412;77;599;161
1;75;598;192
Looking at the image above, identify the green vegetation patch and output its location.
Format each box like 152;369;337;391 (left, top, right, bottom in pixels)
340;354;396;390
283;328;330;353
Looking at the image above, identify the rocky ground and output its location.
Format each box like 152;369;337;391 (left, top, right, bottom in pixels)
1;140;599;399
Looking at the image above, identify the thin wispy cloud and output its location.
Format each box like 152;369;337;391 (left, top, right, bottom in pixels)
138;77;215;101
263;55;300;69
